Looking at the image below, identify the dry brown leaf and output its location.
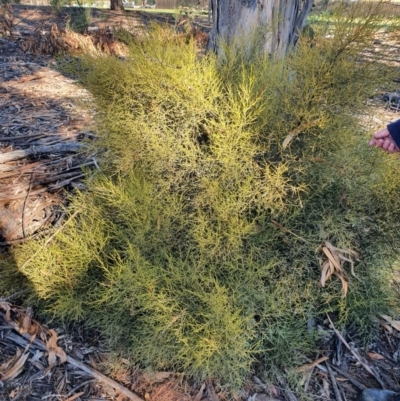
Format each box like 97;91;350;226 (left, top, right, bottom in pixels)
19;313;31;334
322;246;342;272
47;349;56;370
28;321;40;336
325;242;341;263
142;371;173;384
320;261;331;287
194;382;206;401
0;348;30;381
65;391;85;401
333;271;348;298
368;352;385;360
55;346;67;364
89;355;98;370
43;329;66;374
0;353;15;372
389;320;400;332
295;356;329;373
282;119;321;149
0;301;11;322
380;315;400;332
9;388;22;398
381;323;393;334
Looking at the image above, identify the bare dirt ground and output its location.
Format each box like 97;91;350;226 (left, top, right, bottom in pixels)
0;4;400;401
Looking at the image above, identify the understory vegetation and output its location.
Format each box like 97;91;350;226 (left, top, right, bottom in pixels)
3;1;400;392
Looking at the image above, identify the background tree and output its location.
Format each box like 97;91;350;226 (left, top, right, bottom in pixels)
110;0;124;11
209;0;314;56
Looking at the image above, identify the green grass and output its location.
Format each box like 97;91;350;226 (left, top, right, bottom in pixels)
3;1;400;393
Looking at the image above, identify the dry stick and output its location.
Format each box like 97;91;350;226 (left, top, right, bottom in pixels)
271;220;309;243
303;367;315;392
0;143;82;164
0;228;54;246
326;362;343;401
1;317;144;401
66;357;143;401
37;171;85;186
327;314;385;389
329;365;366;391
16;73;62;84
48;174;85;191
253;376;268;391
276;373;298;401
337;381;348;401
64;380;95;399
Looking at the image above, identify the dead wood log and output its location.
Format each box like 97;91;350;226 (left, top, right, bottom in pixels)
0;143;83;164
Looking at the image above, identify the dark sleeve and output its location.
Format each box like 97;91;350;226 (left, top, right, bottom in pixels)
387;120;400;148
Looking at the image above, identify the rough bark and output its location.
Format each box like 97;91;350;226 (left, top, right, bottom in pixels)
110;0;124;11
209;0;313;57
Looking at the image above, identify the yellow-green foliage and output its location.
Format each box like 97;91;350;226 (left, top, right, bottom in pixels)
10;3;400;389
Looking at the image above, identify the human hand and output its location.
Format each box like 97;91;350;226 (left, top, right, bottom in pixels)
369;128;400;153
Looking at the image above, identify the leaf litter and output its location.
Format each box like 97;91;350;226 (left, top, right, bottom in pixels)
0;301;144;401
0;43;95;243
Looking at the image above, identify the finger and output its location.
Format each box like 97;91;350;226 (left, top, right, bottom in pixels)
388;142;395;153
373;139;384;148
382;138;392;150
373;129;390;139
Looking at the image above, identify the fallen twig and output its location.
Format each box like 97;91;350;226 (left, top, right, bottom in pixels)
295;356;329;373
66;356;142;401
48;174;85;191
0;228;54;246
326;362;343;401
271;220;309;243
0;142;82;164
329;364;366;391
276;373;298;401
253;375;268;391
327;314;385;389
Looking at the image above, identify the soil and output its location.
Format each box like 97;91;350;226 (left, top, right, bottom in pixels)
0;4;400;401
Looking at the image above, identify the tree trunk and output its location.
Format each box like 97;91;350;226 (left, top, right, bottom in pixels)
110;0;124;11
209;0;313;57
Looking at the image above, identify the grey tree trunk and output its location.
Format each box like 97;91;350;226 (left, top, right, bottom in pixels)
110;0;124;11
209;0;314;57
